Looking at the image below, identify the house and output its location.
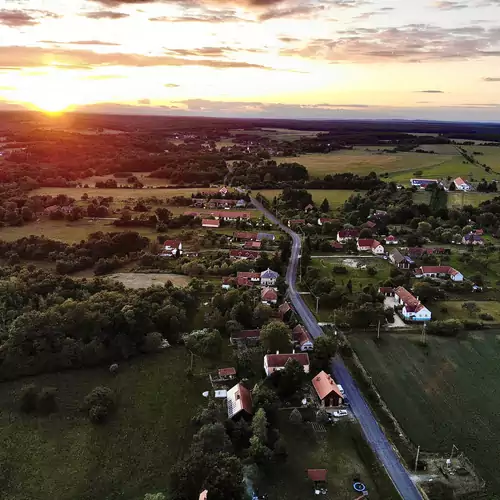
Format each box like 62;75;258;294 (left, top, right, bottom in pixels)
261;268;279;286
264;352;310;376
318;218;334;226
307;469;327;491
462;233;484;246
304;204;315;212
337;229;360;243
312;371;343;407
216;211;251;221
202;219;220;228
379;287;395;297
288;219;305;228
414;265;464;282
364;220;377;230
244;240;262;250
410;178;440;189
199;490;208;500
292;324;313;351
230;249;260;260
227;383;253;419
221;277;236;289
163;239;182;257
237;271;260;284
454;177;472;191
390;249;411;270
235;199;247;208
207;198;238;208
218;367;236;380
234;231;258;241
395;286;432;322
330;241;343;251
357;239;384;255
261;287;278;305
191;198;206;207
257;232;275;241
474;229;484;236
219;186;228;196
385;235;399;245
230;329;261;345
278;301;293;321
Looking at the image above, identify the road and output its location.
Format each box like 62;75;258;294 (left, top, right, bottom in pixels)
251;196;423;500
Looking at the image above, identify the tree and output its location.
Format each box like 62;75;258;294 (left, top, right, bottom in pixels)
184;329;222;358
142;331;163;352
251;408;268;444
274;359;305;398
252;304;273;328
252;383;279;419
260;321;291;353
320;198;330;213
19;384;38;413
84;386;115;424
144;494;166;500
359;228;373;239
449;181;456;191
311;335;337;370
417;221;432;236
316;408;329;424
249;435;272;465
462;302;480;317
191;423;232;455
289;408;302;424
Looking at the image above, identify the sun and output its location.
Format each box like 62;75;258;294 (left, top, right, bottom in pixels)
31;95;72;113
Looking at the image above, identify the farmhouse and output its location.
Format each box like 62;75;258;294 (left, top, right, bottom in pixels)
318;218;334;226
292;324;313;351
395;286;432;322
227;383;253;420
454;177;472;191
410;178;440;189
202;219;220;228
230;329;261;345
312;371;343;407
261;268;279;286
337;229;360;243
414;266;463;282
230;249;260;260
236;271;261;286
462;233;484;246
379;287;395;297
234;231;258;241
261;287;278;305
163;239;182;257
244;240;262;250
357;239;384;255
390;249;411;269
264;352;310;376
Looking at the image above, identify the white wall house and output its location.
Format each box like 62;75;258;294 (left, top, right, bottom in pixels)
260;268;279;287
414;266;464;282
454;177;472;191
395;286;432;322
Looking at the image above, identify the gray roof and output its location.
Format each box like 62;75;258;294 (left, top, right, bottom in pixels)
261;268;279;279
390;249;405;264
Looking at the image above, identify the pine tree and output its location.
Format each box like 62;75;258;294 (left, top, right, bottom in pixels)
320;198;330;213
251;408;268;444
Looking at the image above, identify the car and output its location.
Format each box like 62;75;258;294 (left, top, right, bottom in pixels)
333;410;348;417
337;384;345;396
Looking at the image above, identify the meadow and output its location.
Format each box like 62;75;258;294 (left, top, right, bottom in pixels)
257;189;357;210
413;190;499;208
0;348;214;500
432;300;500;322
349;332;500;494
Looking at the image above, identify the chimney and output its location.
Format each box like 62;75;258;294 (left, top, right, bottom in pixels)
292;349;295;354
276;350;279;355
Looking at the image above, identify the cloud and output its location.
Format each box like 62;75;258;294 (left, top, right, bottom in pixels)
279;36;300;43
137;98;151;105
149;9;248;23
83;74;127;79
434;1;468;10
39;40;121;46
0;9;59;27
164;83;180;87
0;45;276;71
416;90;445;93
259;4;324;21
483;77;500;81
91;0;286;6
82;11;129;19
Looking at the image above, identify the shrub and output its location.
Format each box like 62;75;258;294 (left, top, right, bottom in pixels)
84;386;115;424
142;331;163;353
37;387;57;415
89;405;109;423
427;319;462;336
479;313;494;321
332;265;348;274
19;384;38;413
366;266;377;276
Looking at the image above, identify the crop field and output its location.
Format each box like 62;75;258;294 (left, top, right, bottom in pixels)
349;332;500;494
0;348;217;500
231;127;321;142
413;190;499;208
257;189;357;210
432;300;500;322
464;145;500;170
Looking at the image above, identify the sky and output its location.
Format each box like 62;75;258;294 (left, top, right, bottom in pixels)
0;0;499;120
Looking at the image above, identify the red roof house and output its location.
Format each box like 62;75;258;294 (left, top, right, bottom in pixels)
261;287;278;304
292;324;313;351
230;249;260;260
218;367;237;378
244;240;262;250
307;469;327;483
230;329;261;344
227;383;253;419
264;353;310;376
234;231;258;241
312;371;343;407
337;229;360;242
288;219;305;227
202;219;220;228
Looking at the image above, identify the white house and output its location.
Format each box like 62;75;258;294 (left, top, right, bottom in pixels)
260;268;279;286
162;239;182;257
292;325;314;351
414;266;464;282
454;177;472;191
357;239;384;255
385;235;399;245
264;352;310;376
395;286;432;322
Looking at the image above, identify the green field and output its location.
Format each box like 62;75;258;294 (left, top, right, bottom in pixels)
464;146;500;171
257;189;357;210
432;300;500;322
0;348;212;500
413;190;499;208
349;333;500;494
232;127;321;142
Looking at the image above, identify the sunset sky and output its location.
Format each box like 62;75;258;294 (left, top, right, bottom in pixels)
0;0;499;120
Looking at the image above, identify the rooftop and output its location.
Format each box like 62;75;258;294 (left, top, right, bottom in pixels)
312;371;343;400
265;352;310;368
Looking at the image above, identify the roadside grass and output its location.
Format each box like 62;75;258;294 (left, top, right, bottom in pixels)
432;300;500;322
349;332;500;495
257;189;357;210
0;347;224;500
266;418;399;500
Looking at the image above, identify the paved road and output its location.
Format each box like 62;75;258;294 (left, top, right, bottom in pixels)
251;196;423;500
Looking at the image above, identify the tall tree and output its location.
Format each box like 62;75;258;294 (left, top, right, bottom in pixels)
251;408;268;444
320;198;330;213
260;321;291;353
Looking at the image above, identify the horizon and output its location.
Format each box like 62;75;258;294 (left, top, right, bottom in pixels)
0;0;500;120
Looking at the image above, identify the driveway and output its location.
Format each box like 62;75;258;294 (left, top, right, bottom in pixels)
384;297;406;328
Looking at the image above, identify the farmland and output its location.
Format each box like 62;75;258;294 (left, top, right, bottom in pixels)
0;348;215;500
108;272;191;289
432;300;500;322
257;189;357;210
349;332;500;494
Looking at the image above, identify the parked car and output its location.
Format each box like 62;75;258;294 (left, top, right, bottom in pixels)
333;410;348;417
337;384;345;396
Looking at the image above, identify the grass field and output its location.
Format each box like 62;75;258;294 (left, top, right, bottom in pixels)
108;272;191;289
349;332;500;494
267;419;399;500
432;300;500;322
464;146;500;171
257;189;357;210
231;127;321;142
413;190;499;208
0;348;216;500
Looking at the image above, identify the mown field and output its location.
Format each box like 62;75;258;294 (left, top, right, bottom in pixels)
257;189;357;210
350;333;500;494
108;272;192;289
0;348;213;500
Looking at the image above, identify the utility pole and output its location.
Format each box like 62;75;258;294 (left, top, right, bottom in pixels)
377;320;381;340
420;322;427;345
316;295;319;315
414;444;421;472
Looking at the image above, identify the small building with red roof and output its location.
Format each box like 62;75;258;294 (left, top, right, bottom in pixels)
264;352;310;376
414;265;463;282
292;324;313;351
261;287;278;305
217;367;236;380
234;231;258;241
230;249;260;260
227;383;253;420
288;219;305;228
385;235;399;245
312;371;343;407
163;239;182;257
202;219;220;228
337;229;360;243
230;329;261;345
318;218;334;226
244;240;262;250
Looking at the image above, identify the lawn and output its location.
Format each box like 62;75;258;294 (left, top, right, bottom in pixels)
0;347;219;500
349;332;500;495
266;418;399;500
413;190;499;208
257;189;358;210
432;300;500;322
108;272;192;289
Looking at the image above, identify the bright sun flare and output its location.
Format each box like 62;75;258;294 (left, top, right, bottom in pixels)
31;95;72;113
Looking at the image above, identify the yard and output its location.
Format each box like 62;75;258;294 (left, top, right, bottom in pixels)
108;272;192;289
432;300;500;322
0;347;219;500
265;418;399;500
257;189;358;210
349;332;500;495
